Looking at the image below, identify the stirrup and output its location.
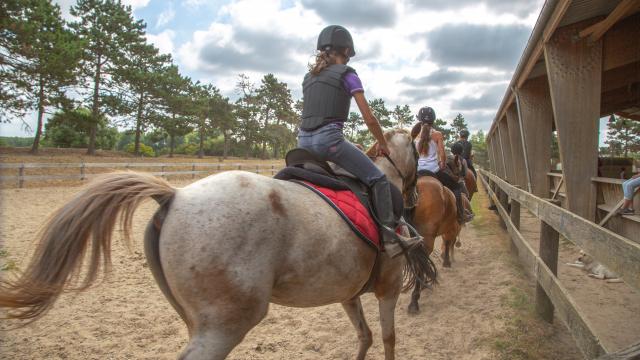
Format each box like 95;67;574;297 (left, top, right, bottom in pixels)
381;222;423;258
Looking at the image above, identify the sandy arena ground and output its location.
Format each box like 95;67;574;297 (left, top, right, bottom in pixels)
0;177;582;359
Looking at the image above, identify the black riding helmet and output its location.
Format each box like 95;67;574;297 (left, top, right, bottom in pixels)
451;142;463;156
417;106;436;124
317;25;356;57
459;129;470;138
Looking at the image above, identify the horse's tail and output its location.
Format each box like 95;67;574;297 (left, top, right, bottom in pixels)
0;172;175;322
402;244;438;292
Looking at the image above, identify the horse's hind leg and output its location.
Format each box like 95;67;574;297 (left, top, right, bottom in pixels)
407;281;422;314
342;297;373;360
178;294;270;360
441;235;453;268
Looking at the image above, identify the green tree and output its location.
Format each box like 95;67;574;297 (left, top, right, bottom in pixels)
391;104;413;128
450;113;468;139
235;74;260;159
605;115;640;157
44;107;117;149
434;118;453;145
255;73;295;158
109;42;171;156
345;111;362;143
70;0;146;155
368;98;392;128
1;0;82;153
470;129;488;168
215;96;237;159
154;65;193;157
0;0;28;123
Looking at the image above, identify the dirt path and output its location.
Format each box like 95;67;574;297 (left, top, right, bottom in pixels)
1;178;581;359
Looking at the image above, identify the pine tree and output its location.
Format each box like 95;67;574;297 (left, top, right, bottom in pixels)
605;115;640;157
391;104;413;128
368;98;392;128
1;0;82;153
110;42;171;156
450;113;468;138
70;0;146;155
154;65;193;157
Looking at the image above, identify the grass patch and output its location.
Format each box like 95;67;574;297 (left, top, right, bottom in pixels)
490;285;563;360
0;249;17;271
1;259;17;272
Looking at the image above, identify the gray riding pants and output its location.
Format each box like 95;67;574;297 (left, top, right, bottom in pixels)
297;123;386;186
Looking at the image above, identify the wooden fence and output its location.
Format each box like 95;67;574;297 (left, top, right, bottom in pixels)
0;162;284;188
479;169;640;359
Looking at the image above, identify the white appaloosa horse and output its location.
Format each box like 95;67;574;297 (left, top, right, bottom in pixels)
0;129;435;360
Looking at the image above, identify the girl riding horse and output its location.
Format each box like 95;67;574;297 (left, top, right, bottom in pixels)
298;25;421;256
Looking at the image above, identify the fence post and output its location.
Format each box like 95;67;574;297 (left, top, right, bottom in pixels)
271;164;275;176
161;165;166;179
509;186;521;254
238;164;242;171
498;188;508;229
80;162;86;181
256;164;259;174
191;164;196;179
18;163;25;188
536;198;561;323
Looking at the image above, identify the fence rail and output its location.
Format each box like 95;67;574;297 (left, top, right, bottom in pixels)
0;162;284;187
479;169;640;359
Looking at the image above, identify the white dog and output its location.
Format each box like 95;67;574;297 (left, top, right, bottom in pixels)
565;251;623;283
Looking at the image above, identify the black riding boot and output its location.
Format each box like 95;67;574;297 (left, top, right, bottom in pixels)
371;178;422;258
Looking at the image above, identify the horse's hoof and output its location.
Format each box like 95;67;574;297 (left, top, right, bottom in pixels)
455;241;462;248
408;304;420;315
443;262;451;268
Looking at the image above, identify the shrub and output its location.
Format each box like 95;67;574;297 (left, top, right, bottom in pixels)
125;143;155;157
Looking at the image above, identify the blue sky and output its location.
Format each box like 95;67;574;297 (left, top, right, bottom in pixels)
0;0;610;145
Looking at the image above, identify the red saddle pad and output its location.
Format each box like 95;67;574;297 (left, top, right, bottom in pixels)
302;182;380;250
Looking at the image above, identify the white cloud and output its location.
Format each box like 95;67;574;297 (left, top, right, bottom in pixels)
156;5;175;28
122;0;150;10
147;30;176;56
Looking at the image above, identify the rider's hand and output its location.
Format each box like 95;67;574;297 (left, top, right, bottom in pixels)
377;142;391;157
438;160;446;170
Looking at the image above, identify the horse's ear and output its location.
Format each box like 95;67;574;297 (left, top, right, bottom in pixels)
365;142;378;157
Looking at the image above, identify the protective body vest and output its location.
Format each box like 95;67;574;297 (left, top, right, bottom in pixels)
458;140;472;160
300;64;355;131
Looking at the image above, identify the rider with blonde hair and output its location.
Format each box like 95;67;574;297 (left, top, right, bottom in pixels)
298;25;421;257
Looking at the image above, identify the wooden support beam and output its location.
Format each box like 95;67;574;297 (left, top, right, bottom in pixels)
551;176;564;201
493;129;506;180
506;105;528;188
498;118;516;184
601;84;640;117
579;0;640;42
518;76;554;198
545;20;602;221
601;61;640;93
603;13;640;71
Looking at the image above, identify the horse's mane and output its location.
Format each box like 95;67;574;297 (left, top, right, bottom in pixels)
365;128;411;157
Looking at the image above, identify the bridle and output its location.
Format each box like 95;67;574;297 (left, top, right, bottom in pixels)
372;135;420;195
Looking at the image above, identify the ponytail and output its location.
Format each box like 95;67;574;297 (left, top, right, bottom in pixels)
417;123;432;155
308;47;348;75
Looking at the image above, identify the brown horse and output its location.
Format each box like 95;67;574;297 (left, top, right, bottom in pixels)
407;175;469;314
464;168;477;201
0;129;435;360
